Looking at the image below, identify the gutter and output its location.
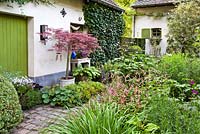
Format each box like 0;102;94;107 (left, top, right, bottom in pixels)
132;3;174;9
88;0;125;13
132;15;136;37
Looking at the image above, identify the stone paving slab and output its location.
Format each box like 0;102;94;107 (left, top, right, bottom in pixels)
11;105;78;134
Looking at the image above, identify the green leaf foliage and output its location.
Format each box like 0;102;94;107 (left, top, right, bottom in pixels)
147;95;200;134
0;75;23;133
40;53;200;134
83;2;125;65
73;66;101;82
114;0;136;37
158;53;200;84
13;83;42;110
40;103;126;134
102;54;156;85
41;102;160;134
42;81;105;108
167;0;200;54
19;89;42;110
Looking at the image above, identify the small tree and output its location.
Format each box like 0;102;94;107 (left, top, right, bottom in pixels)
168;0;200;54
44;28;99;79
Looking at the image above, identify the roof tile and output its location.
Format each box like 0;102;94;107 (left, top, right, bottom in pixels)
132;0;175;8
90;0;124;12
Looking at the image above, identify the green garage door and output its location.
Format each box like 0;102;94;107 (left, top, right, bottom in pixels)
0;14;28;75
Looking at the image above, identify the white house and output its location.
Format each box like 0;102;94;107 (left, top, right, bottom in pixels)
0;0;122;86
132;0;175;55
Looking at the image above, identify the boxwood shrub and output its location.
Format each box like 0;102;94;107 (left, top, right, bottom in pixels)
0;75;23;133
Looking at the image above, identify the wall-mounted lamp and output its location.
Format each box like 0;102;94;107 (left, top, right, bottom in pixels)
60;8;67;18
40;25;48;44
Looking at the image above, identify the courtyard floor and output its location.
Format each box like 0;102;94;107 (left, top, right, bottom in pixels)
11;105;79;134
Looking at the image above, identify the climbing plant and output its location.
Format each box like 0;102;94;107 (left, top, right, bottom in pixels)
114;0;135;37
83;2;125;66
0;0;54;5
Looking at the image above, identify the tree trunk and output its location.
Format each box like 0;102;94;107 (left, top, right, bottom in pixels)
66;45;72;79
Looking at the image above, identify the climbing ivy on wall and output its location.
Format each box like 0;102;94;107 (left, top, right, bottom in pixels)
83;2;125;66
0;0;54;5
114;0;135;38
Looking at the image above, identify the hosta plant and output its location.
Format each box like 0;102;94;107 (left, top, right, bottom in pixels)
42;81;105;108
73;66;101;82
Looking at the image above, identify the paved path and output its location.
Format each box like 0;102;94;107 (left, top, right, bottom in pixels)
11;105;78;134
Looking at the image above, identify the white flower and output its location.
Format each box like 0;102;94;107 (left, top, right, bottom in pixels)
12;76;33;86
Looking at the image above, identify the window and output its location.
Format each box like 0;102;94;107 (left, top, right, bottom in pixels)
151;28;162;38
141;28;162;38
141;28;151;38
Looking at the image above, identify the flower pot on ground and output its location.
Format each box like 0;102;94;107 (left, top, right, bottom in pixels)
60;76;75;87
42;28;100;86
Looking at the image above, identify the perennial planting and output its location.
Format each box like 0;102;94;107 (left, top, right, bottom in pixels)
0;0;200;133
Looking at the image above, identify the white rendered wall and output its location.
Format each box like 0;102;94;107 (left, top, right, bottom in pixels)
0;0;84;77
134;16;168;55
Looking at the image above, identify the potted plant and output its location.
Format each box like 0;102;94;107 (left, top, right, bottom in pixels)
43;28;99;86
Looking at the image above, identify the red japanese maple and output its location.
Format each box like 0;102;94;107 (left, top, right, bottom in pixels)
43;28;99;79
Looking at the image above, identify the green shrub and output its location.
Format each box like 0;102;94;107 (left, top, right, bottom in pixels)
42;81;105;108
119;37;145;57
147;95;200;134
167;0;200;54
158;54;200;83
78;81;105;102
168;80;200;102
73;66;101;82
0;75;23;133
0;69;43;110
42;86;82;108
12;76;42;110
20;89;42;110
102;54;156;85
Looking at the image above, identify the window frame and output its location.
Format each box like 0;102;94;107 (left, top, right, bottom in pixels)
141;28;162;39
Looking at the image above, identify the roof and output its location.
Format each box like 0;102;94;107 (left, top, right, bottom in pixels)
87;0;124;12
132;0;175;8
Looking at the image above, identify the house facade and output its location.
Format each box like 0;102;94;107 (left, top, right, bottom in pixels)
132;0;175;55
0;0;122;86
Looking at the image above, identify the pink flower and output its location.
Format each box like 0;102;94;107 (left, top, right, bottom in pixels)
190;80;195;85
108;88;117;96
192;90;199;95
124;89;129;96
120;96;126;104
